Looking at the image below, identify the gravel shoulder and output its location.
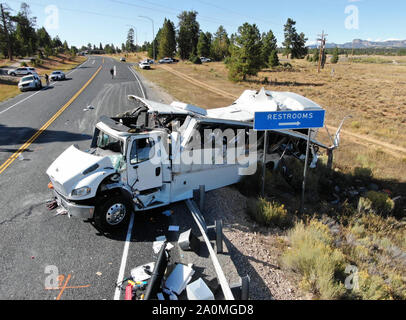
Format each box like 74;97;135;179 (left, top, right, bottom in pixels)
204;186;308;300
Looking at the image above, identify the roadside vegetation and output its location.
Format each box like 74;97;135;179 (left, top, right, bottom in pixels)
236;156;405;300
0;2;85;102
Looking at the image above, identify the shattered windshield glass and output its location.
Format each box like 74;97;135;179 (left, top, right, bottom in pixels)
96;130;123;154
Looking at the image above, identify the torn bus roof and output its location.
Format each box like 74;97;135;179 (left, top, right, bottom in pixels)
129;88;323;123
206;88;323;122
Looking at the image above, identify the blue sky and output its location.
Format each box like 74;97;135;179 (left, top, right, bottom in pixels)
5;0;406;48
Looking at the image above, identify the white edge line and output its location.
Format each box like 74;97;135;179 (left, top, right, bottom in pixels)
0;58;89;116
128;66;146;99
113;212;135;300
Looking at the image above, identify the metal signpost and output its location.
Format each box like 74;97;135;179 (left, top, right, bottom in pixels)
254;110;326;211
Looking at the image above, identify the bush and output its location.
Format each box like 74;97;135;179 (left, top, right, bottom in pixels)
20;61;27;67
281;157;320;202
189;55;201;64
282;220;347;299
358;197;374;214
365;191;394;215
247;198;291;228
353;167;373;180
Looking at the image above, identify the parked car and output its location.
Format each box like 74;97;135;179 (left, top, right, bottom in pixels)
18;74;42;92
139;61;151;69
120;57;126;62
8;67;37;76
50;70;66;81
200;57;211;63
158;57;173;64
146;59;154;64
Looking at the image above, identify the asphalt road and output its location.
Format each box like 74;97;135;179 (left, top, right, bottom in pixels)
0;56;240;300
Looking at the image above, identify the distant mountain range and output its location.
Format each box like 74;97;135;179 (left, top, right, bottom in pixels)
308;39;406;49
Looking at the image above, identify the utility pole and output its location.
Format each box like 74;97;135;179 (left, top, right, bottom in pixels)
0;3;13;61
317;31;327;73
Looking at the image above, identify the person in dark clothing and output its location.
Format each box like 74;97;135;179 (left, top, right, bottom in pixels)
110;67;114;79
44;73;49;86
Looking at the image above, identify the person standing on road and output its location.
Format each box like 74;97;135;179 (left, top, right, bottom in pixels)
44;73;49;86
110;67;114;79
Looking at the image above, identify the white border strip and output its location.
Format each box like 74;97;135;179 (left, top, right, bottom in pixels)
128;66;146;99
113;212;135;300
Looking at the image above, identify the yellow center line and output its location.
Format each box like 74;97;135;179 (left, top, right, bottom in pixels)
0;64;103;175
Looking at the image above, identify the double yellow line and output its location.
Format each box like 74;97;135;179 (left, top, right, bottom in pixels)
0;65;103;175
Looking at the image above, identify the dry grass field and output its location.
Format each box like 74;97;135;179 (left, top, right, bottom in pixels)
136;55;406;183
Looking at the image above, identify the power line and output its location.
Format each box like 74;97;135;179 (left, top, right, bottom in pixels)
110;0;238;29
7;0;136;22
196;0;278;27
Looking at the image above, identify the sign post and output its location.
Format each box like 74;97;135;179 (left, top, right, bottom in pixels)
254;110;325;211
261;131;268;197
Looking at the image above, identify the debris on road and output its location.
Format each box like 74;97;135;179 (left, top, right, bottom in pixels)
186;278;215;300
164;263;194;296
54;207;67;216
83;105;95;112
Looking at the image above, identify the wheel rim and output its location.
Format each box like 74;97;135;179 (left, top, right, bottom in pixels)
105;203;126;226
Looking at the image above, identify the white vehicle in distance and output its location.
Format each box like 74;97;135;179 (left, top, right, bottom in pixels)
139;61;151;69
18;74;42;92
200;57;211;63
158;57;173;64
8;67;37;76
50;70;66;81
120;57;126;62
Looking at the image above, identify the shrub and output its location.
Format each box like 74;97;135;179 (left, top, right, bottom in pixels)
20;61;27;67
247;198;291;228
353;167;373;180
282;220;346;299
365;191;394;215
281;157;320;201
358;197;374;214
189;55;201;64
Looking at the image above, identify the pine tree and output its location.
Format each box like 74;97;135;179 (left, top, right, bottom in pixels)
331;47;339;64
197;31;211;57
158;19;176;58
126;28;135;52
211;26;229;61
261;30;277;67
268;50;280;67
283;18;308;59
226;23;263;82
177;11;200;60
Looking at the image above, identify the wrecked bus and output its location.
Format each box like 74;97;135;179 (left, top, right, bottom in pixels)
46;89;341;231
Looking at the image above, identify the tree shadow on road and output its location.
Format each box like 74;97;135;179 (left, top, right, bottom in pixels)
0;124;92;147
